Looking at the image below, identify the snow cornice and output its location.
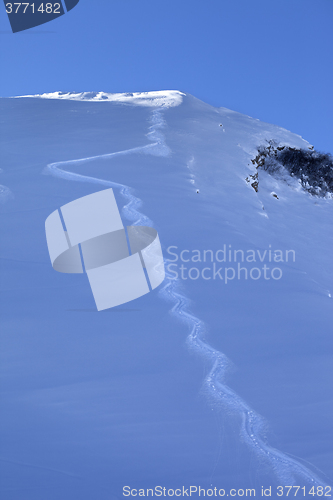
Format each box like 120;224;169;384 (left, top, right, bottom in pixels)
14;90;185;108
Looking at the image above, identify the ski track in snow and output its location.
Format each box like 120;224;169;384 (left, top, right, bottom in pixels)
43;107;330;488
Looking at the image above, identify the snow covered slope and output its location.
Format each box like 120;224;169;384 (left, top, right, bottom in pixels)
0;91;332;499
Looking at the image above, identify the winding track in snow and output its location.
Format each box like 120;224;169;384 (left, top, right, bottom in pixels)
43;105;330;488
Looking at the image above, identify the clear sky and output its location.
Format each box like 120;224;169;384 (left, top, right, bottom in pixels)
0;0;332;153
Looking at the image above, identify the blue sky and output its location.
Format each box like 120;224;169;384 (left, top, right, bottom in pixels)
1;0;332;153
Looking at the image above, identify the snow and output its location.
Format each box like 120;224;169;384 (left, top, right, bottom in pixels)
0;91;332;499
15;90;185;108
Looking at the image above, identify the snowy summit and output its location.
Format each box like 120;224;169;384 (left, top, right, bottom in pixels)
0;91;332;499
